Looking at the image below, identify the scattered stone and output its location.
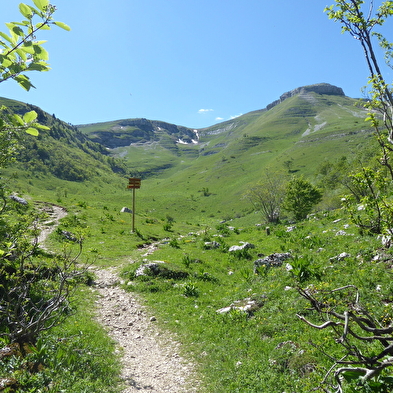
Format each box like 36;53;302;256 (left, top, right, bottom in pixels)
286;226;296;232
335;230;352;236
204;241;221;249
216;296;265;315
228;242;255;252
253;253;292;273
10;195;28;205
93;268;199;392
135;261;189;279
330;252;351;262
60;230;78;242
379;234;392;248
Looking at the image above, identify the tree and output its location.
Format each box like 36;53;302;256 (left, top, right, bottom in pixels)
323;1;393;236
0;1;77;346
325;1;393;172
282;176;322;220
0;0;70;166
244;169;286;223
294;3;393;391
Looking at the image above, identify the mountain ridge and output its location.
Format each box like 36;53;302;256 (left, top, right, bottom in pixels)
78;83;349;150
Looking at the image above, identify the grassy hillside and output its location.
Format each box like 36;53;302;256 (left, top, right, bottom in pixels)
2;85;393;392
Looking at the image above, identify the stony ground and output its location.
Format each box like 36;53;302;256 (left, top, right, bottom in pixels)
92;267;200;393
37;204;201;392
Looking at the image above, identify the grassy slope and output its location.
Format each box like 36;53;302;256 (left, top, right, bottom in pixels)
2;91;387;392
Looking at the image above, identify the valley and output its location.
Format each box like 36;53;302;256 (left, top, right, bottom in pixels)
1;82;391;392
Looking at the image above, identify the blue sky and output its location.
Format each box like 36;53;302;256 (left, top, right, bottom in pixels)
0;0;387;128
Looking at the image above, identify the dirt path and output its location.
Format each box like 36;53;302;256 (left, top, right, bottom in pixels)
93;268;200;392
36;203;200;392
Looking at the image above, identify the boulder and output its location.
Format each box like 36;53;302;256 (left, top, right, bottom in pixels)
254;252;292;273
10;195;28;205
216;296;266;315
135;261;189;279
61;230;77;242
204;241;221;249
329;252;351;262
121;207;132;213
228;242;255;252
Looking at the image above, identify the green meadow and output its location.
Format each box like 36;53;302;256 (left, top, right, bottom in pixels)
2;87;392;392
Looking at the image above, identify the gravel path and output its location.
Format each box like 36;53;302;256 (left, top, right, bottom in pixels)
36;203;201;393
92;267;200;393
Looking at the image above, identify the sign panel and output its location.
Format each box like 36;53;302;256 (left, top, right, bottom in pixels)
128;178;141;189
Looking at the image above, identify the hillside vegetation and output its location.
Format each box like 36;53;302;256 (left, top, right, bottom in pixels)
2;83;392;392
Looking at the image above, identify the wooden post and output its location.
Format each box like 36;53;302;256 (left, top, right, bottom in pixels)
127;178;141;233
132;188;136;232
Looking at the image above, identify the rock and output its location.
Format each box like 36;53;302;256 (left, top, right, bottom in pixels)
135;262;165;277
204;241;221;249
61;230;77;242
121;207;132;213
228;242;255;252
216;296;265;315
329;252;351;262
379;234;392;248
254;252;292;273
135;261;189;279
10;195;28;205
266;83;345;111
335;230;349;236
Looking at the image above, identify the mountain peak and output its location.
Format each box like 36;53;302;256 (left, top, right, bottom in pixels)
266;83;345;110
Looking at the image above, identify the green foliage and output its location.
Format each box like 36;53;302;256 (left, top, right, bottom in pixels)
244;169;286;223
282;176;323;220
0;288;122;392
0;1;70;92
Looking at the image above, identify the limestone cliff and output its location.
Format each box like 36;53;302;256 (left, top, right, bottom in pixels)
266;83;345;111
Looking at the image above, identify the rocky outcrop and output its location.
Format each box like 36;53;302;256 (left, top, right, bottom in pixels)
266;83;345;111
253;252;292;273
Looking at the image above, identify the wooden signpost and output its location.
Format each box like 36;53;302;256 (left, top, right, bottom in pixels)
127;178;141;232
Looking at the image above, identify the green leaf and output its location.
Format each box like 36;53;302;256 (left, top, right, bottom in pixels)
342;369;366;382
0;31;14;44
35;23;51;30
32;0;49;12
0;57;13;68
27;62;50;72
19;3;33;18
15;48;27;61
33;123;50;130
21;43;35;55
23;110;37;123
12;114;24;126
33;45;49;60
15;74;34;91
53;21;71;31
25;127;39;136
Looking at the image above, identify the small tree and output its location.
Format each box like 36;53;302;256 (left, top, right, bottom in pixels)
282;176;322;220
244;169;286;223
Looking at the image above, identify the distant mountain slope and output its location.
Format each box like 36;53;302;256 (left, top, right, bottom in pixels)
78;83;371;180
0;97;126;181
78;118;198;148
